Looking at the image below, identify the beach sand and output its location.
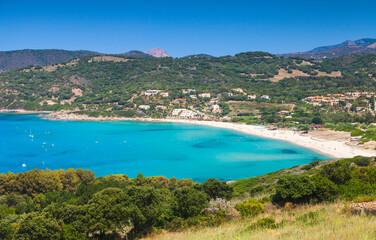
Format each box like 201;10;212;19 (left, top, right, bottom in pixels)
39;112;376;159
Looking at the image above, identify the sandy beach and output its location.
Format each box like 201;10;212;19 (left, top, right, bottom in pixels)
38;112;376;159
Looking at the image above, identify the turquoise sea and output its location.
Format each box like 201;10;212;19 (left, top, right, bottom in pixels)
0;113;330;182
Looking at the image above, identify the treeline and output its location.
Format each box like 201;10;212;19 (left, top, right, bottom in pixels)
0;169;234;240
2;157;376;239
0;169;95;196
272;156;376;205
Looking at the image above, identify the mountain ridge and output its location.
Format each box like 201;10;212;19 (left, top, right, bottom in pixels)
144;48;169;58
281;38;376;59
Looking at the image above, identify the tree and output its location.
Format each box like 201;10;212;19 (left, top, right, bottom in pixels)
311;175;338;201
311;116;323;124
200;178;234;200
171;186;209;218
272;175;316;204
14;212;64;240
320;161;354;185
0;220;14;240
79;187;138;239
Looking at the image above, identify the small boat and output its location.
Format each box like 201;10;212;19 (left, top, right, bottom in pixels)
22;163;26;167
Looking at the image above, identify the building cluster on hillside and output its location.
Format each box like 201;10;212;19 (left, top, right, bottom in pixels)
304;92;376;105
304;92;376;112
132;88;270;119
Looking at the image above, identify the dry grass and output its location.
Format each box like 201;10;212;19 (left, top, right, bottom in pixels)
268;69;342;82
88;56;130;63
227;101;295;116
143;202;376;240
269;69;309;82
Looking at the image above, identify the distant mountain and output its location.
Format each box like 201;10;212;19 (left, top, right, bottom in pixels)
281;38;376;59
0;49;99;71
120;50;155;58
181;54;214;59
144;48;169;58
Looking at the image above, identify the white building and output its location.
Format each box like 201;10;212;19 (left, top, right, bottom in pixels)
180;110;197;118
182;89;195;94
155;105;167;110
172;108;185;116
261;95;270;100
160;92;169;97
233;88;245;93
138;105;150;110
190;95;197;99
247;95;257;99
198;93;211;98
145;90;160;96
211;104;221;113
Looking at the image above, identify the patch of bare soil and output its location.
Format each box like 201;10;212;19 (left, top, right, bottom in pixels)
72;88;83;96
308;128;350;141
88;56;130;63
269;69;309;82
70;75;89;85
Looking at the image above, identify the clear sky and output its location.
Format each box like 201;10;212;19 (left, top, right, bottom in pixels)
1;0;375;57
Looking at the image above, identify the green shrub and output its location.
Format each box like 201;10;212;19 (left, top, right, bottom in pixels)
353;156;372;167
200;178;234;200
171;186;209;218
272;175;316;205
234;198;265;217
296;211;319;226
247;217;286;230
320;161;354;185
0;220;14;240
351;129;363;137
301;160;320;171
311;175;338;201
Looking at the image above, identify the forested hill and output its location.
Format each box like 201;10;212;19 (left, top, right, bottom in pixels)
0;49;156;71
1;52;376;113
280;38;376;60
0;49;99;71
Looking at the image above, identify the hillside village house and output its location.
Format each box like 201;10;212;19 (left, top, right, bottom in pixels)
198;93;211;98
180;110;197;118
182;89;195;94
247;94;256;100
160;92;169;97
174;98;187;104
172;108;185;116
190;95;197;99
233;88;245;94
211;104;221;113
155;105;167;110
145;90;160;96
261;95;270;100
138;105;150;110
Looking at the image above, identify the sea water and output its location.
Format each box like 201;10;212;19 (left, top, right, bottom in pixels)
0;113;330;182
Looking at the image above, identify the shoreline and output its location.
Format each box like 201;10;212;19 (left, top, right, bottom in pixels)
0;109;51;114
4;110;376;158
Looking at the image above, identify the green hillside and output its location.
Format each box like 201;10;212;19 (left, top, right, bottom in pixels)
1;52;376;112
0;49;99;71
1;156;376;239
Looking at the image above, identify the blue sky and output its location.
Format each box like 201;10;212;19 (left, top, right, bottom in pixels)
1;0;375;57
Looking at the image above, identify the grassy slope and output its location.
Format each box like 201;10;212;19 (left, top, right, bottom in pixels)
144;202;376;240
231;159;335;198
145;157;376;240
